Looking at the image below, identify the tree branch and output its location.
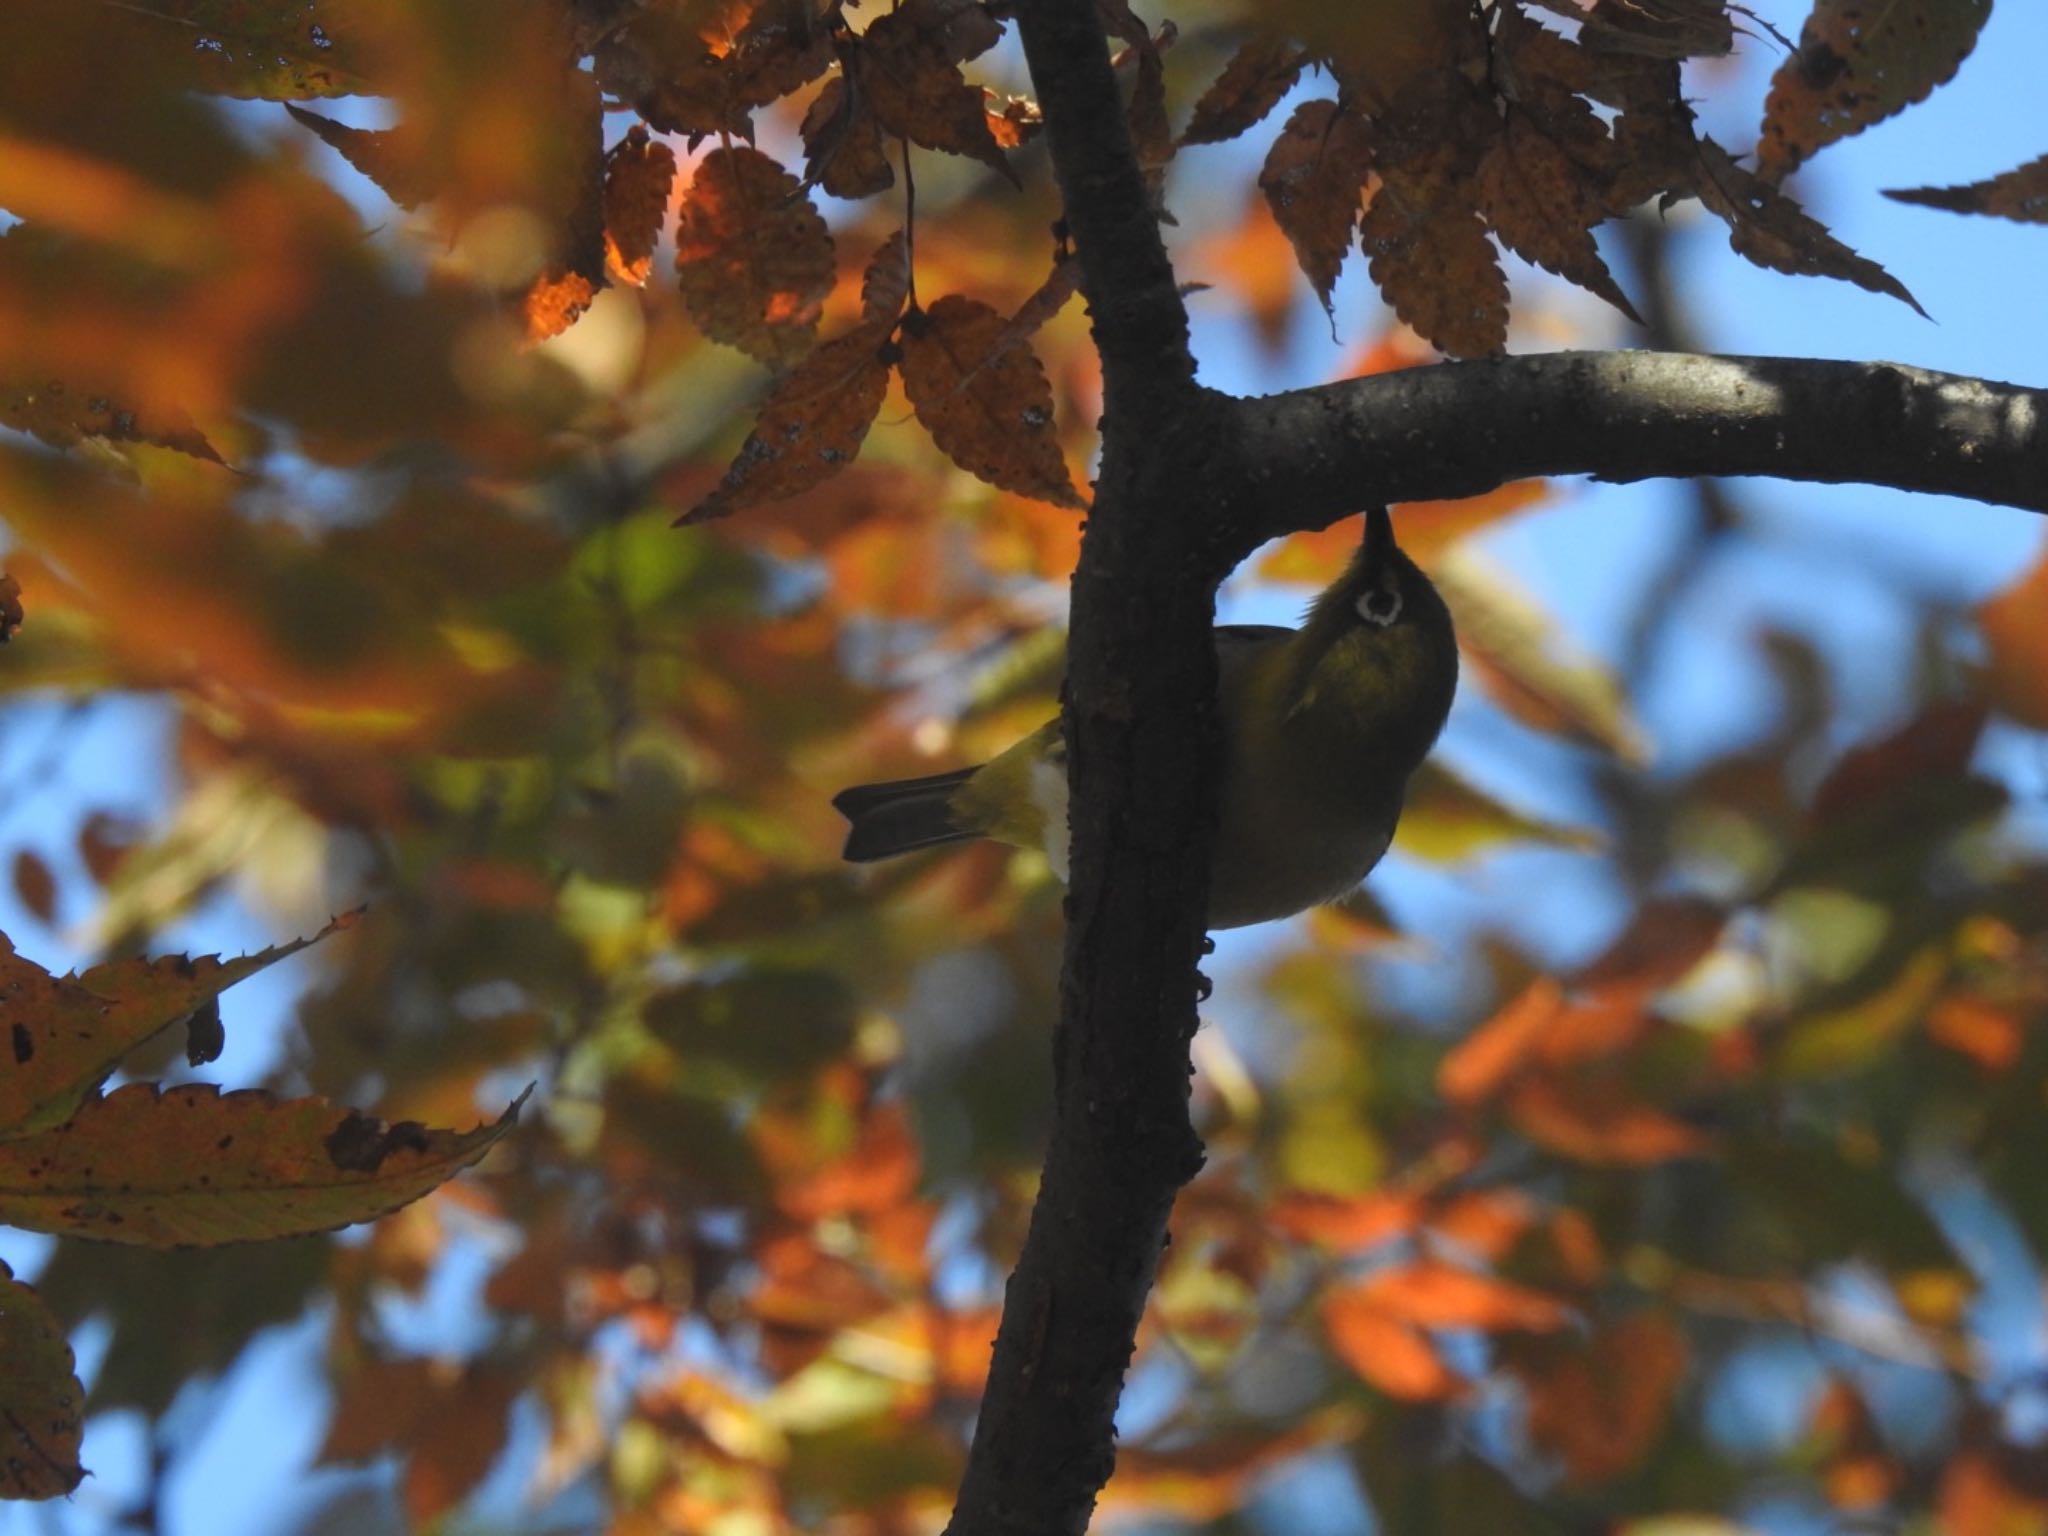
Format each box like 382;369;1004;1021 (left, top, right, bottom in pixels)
944;4;1215;1536
1222;352;2048;550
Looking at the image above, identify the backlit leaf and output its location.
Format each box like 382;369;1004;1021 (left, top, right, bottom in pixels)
0;1259;83;1499
1759;0;1991;181
1519;1314;1687;1486
856;0;1014;183
602;125;679;286
1182;35;1309;146
1887;153;2048;223
0;913;357;1140
0;378;223;464
1360;170;1508;358
1322;1294;1462;1400
675;147;835;368
860;231;912;327
284;105;437;211
1346;1259;1572;1332
1977;552;2048;726
1259;100;1371;317
684;320;894;524
0;1082;524;1245
898;294;1085;509
799;76;896;199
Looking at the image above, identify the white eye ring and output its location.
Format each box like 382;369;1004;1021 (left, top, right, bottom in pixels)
1356;587;1402;627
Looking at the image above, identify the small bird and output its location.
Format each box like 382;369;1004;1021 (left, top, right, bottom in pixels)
832;507;1458;929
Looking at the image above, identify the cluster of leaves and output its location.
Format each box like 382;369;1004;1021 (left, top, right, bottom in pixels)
0;0;2043;1531
0;912;517;1497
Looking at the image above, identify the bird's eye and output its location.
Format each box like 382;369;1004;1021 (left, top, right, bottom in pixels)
1356;587;1402;627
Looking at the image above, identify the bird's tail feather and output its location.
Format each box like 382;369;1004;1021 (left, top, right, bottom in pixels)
833;768;981;862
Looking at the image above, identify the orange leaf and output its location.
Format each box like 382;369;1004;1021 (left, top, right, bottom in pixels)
898;294;1085;509
602;125;677;286
1977;550;2048;727
1348;1259;1571;1332
1269;1190;1421;1252
684;320;894;523
1926;992;2024;1072
1508;1076;1709;1167
1257;486;1548;586
779;1103;920;1221
1429;1189;1538;1262
1322;1292;1462;1400
675;146;834;368
1440;977;1564;1105
1520;1314;1687;1486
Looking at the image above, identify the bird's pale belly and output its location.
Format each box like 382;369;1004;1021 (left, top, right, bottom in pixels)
1207;811;1394;929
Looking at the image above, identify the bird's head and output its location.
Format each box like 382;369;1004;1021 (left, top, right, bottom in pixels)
1285;506;1459;766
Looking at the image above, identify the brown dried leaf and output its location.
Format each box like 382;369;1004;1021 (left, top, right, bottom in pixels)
1759;0;1991;181
1476;114;1639;320
0;1083;525;1245
1259;100;1373;315
1519;1314;1688;1486
861;231;912;326
857;0;1015;182
684;321;895;523
603;126;679;285
0;1259;83;1499
986;92;1044;148
1182;34;1310;146
284;104;437;211
1360;169;1508;358
1887;153;2048;224
0;380;224;464
899;294;1085;509
12;851;55;926
799;75;896;199
675;146;836;367
596;0;833;142
1695;138;1924;315
0;573;19;643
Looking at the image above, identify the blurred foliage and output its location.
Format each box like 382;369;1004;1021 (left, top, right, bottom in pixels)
0;0;2045;1531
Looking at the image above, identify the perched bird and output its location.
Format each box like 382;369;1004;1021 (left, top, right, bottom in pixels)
832;506;1458;929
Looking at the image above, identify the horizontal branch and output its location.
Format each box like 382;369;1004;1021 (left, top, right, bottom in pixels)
1225;352;2048;548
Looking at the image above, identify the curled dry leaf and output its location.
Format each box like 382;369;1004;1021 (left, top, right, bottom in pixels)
1759;0;1991;182
284;104;437;210
0;1259;84;1499
0;380;223;464
675;146;836;368
898;294;1086;510
1695;140;1924;314
0;911;361;1140
800;75;896;199
602;125;679;285
1182;34;1310;146
1260;100;1373;316
1888;153;2048;224
683;321;895;524
0;1081;527;1245
1526;0;1734;59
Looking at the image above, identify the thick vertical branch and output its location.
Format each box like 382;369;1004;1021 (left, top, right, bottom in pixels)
942;4;1221;1535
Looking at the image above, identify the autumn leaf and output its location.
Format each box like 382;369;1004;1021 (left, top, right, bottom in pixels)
284;105;438;211
1182;35;1309;146
0;1082;525;1245
1440;977;1567;1106
1360;170;1508;358
0;913;358;1140
1394;760;1601;863
800;76;896;199
1759;0;1992;182
898;294;1086;509
1977;550;2048;725
602;125;679;285
856;0;1015;184
860;231;912;327
0;1258;83;1499
596;0;831;142
1518;1314;1688;1486
1887;153;2048;223
1508;1076;1710;1166
0;379;224;464
0;573;19;643
1695;139;1925;316
1349;1259;1572;1332
1259;100;1372;316
684;320;895;523
1475;113;1639;322
1321;1295;1462;1400
1809;700;1987;825
675;146;836;368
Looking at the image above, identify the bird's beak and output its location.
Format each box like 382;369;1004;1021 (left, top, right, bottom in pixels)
1361;505;1394;582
